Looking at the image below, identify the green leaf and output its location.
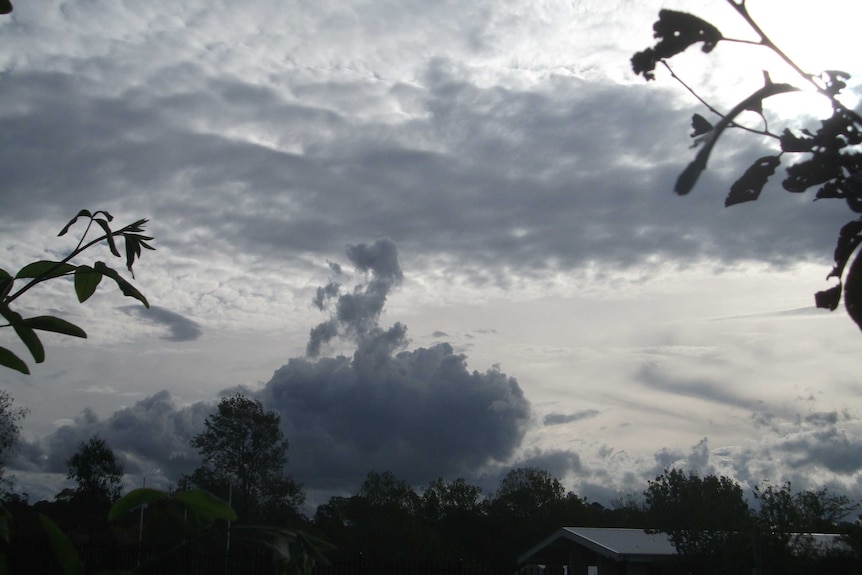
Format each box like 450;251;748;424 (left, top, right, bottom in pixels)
58;210;92;237
74;265;102;303
174;489;237;521
14;323;44;363
0;346;29;374
15;261;76;280
108;488;169;521
124;237;140;275
38;514;84;575
93;262;149;308
0;269;12;300
0;305;44;362
24;316;87;338
94;218;121;258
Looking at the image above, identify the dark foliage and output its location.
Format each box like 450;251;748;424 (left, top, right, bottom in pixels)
633;1;862;331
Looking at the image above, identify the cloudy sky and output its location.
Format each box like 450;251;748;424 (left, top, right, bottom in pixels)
2;0;862;510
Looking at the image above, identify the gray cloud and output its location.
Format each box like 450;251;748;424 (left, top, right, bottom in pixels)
0;60;852;299
306;238;403;356
14;391;210;482
17;242;532;494
260;241;531;489
124;306;203;342
636;364;757;411
543;410;601;426
4;0;861;508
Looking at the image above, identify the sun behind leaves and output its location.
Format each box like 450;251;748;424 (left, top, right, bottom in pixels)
632;1;862;331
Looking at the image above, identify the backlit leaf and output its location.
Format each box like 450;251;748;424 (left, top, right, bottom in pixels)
93;262;149;308
821;70;850;96
74;265;102;303
174;489;237;521
0;269;12;300
0;305;44;362
631;10;723;80
58;210;92;237
844;248;862;331
14;322;44;363
815;284;842;311
676;82;797;195
39;514;84;575
24;316;86;338
843;173;862;213
0;346;28;374
94;218;120;257
725;156;781;207
108;488;169;521
690;114;713;137
15;261;76;279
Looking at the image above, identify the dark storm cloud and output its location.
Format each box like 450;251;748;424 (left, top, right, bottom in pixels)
258;240;531;489
306;238;403;356
776;424;862;474
18;241;532;492
543;409;600;426
259;341;530;490
124;306;203;342
0;60;852;291
15;391;209;480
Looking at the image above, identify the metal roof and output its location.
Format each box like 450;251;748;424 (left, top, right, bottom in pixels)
519;528;677;564
518;528;848;565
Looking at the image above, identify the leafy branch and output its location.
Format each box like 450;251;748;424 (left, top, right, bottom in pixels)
632;2;862;331
35;487;331;575
0;210;154;374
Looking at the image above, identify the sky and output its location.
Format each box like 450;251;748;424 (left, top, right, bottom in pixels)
2;0;862;513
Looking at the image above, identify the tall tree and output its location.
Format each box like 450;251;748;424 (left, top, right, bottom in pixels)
188;392;303;521
422;477;483;523
0;390;27;484
64;435;124;505
644;468;751;573
753;481;858;573
487;467;581;570
490;467;566;520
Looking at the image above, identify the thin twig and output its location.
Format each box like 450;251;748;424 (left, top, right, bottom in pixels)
661;61;779;139
726;0;862;126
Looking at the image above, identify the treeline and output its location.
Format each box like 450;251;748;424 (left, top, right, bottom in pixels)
3;466;862;574
2;392;862;574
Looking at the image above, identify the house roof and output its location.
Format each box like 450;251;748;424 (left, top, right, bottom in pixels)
519;528;677;564
518;528;849;565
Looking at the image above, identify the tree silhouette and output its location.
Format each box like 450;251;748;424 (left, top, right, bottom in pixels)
753;481;858;573
0;390;27;484
633;2;862;331
64;435;124;505
644;468;751;573
187;392;303;521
